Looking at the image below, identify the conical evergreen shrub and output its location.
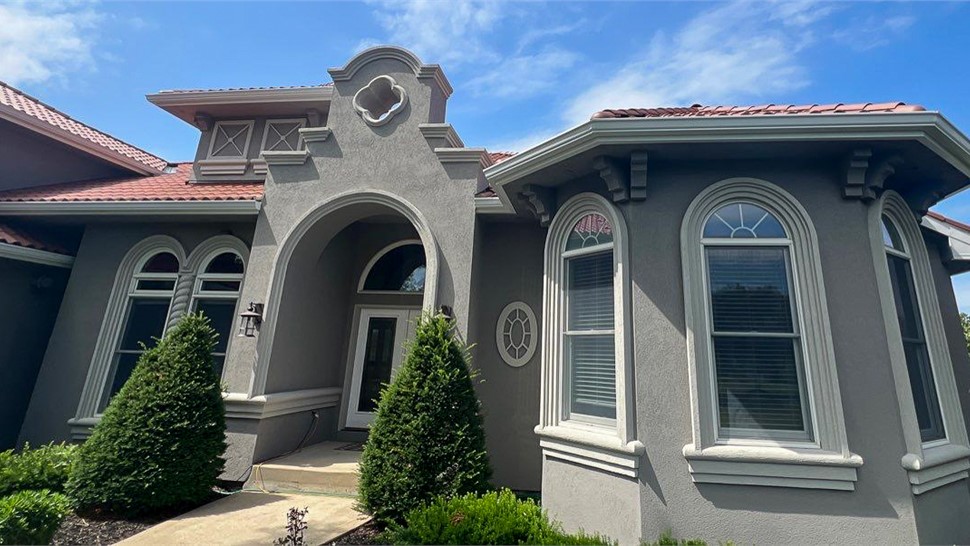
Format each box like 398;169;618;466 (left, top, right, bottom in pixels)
357;312;492;523
67;313;226;516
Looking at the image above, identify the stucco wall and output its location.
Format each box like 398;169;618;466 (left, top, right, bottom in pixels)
468;219;545;491
18;221;254;445
0;258;69;448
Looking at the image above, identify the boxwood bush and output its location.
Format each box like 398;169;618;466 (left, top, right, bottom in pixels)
357;313;492;523
67;313;226;516
0;443;76;497
382;489;614;545
0;489;71;545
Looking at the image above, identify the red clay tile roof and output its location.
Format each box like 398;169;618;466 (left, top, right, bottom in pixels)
0;163;263;203
0;81;168;172
0;223;68;254
927;211;970;234
488;151;516;164
591;102;926;120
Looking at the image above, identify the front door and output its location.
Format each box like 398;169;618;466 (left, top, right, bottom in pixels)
345;307;420;428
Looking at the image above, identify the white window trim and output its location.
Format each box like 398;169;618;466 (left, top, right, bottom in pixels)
681;178;861;491
536;192;642;478
356;239;425;295
869;191;970;495
186;235;250;383
206;120;255;159
73;235;187;422
259;118;307;152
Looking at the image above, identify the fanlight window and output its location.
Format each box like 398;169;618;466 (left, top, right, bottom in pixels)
192;251;245;377
361;243;426;293
701;203;811;440
102;251;179;410
563;213;616;421
882;215;946;442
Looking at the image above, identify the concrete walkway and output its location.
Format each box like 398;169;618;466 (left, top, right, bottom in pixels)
119;491;370;546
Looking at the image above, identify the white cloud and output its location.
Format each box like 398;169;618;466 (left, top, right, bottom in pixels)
562;1;827;124
833;14;916;52
466;47;579;99
365;0;503;67
0;2;101;86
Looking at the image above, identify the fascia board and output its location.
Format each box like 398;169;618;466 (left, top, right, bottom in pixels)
0;242;74;268
0;200;262;216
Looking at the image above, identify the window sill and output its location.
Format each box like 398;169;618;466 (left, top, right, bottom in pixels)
535;425;644;478
683;444;864;491
67;417;99;440
901;443;970;495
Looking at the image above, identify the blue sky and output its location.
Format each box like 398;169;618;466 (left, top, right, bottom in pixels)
4;0;970;307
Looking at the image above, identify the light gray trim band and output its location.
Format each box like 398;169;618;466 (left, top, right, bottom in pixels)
224;387;341;419
0;242;74;268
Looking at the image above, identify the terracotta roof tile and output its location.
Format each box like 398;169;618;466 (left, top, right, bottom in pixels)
591;102;926;119
927;211;970;234
0;81;168;172
0;223;68;254
0;163;263;203
488;151;516;164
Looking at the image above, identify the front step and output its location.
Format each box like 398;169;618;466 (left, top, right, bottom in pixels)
244;441;362;495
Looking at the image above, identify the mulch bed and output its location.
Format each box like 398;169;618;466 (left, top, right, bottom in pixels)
51;513;162;546
330;520;383;545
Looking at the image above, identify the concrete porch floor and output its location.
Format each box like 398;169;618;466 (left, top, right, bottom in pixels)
244;441;363;495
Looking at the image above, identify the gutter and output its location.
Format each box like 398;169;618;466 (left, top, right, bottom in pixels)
0;199;263;216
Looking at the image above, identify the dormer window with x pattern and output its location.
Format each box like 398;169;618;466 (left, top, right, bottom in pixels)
208;121;255;158
261;119;307;152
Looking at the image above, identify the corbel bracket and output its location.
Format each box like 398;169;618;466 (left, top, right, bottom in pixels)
630;151;648;201
593;155;630;203
194;113;213;132
520;184;556;227
843;150;904;202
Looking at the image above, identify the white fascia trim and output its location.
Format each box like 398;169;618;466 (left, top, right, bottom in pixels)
147;87;333;108
0;242;74;268
0;200;262;216
0;107;160;176
537;426;644;478
683;444;864;491
922;215;970;262
484;113;970;201
474;196;512;214
224;387;342;419
902;443;970;495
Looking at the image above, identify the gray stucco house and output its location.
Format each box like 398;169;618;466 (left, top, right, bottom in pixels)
5;46;970;543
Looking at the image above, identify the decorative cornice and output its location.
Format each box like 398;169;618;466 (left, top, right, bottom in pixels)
0;242;74;268
593;155;629;202
0;200;262;216
867;155;904;196
328;45;453;98
223;388;342;419
630;151;648;200
198;158;248;176
261;149;309;166
473;196;506;214
434;147;492;168
419;123;464;148
298;126;332;143
520;184;555;227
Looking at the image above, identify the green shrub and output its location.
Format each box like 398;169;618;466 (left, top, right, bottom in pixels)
644;531;717;546
382;489;614;545
67;313;226;516
0;443;76;497
0;489;71;545
357;313;492;524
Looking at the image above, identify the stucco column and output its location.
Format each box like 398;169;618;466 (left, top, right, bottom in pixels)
166;269;195;329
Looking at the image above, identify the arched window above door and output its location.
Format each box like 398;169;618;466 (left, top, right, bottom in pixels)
358;240;426;293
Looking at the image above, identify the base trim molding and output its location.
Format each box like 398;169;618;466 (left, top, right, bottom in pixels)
224;387;341;419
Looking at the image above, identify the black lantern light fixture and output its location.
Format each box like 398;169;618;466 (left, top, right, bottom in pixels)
238;302;264;337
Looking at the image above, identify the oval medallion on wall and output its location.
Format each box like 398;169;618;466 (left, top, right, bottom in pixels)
496;301;537;368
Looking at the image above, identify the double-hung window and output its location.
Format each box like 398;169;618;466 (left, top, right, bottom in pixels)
101;251;179;410
191;251;245;378
702;202;811;442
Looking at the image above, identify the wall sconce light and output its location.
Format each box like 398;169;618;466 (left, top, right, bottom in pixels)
439;305;453;319
238;302;264;337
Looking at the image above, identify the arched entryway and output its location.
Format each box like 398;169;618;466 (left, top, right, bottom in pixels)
252;191;438;433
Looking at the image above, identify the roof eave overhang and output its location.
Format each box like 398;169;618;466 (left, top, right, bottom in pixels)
482;112;970;215
0;107;161;176
0;242;74;268
922;214;970;274
147;87;334;126
0;200;263;216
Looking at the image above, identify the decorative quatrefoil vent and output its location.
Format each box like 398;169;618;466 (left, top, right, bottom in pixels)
352;75;408;127
496;301;538;368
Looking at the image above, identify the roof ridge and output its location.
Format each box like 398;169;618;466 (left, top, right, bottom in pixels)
591;101;928;119
0;81;169;172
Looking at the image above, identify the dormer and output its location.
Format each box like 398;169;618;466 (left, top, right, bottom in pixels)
147;85;332;181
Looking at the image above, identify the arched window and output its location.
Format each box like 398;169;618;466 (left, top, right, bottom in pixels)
100;250;179;410
537;193;640;478
682;179;858;491
358;240;425;293
191;250;245;377
871;192;969;494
